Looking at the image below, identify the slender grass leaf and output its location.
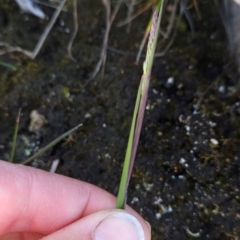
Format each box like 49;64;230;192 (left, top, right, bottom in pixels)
21;123;82;165
116;0;164;209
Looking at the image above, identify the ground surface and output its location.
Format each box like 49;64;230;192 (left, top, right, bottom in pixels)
0;0;240;239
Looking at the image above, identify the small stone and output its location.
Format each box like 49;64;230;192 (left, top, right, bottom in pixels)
167;77;174;85
210;138;219;145
218;85;225;93
179;158;186;164
84;113;91;119
28;110;47;132
131;197;139;204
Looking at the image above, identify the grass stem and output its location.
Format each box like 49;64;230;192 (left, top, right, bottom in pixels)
116;0;164;209
9;109;21;163
21;123;82;165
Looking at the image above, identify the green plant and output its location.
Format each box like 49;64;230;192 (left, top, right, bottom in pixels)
0;61;18;70
116;0;164;209
9;109;21;162
9;116;82;164
21;123;82;165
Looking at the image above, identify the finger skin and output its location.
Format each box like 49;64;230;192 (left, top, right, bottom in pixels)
41;209;150;240
0;232;44;240
0;160;150;239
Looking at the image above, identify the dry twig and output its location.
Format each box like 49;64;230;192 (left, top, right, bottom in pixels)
67;0;78;62
125;0;137;32
117;0;157;27
193;0;201;20
0;0;67;59
85;0;123;85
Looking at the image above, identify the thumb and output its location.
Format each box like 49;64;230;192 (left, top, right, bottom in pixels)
41;209;151;240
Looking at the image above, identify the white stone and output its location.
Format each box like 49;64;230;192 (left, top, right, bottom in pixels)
179;158;186;164
210;138;219;145
14;0;45;18
167;77;174;85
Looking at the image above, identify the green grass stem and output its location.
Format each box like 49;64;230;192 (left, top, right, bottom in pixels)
9;109;21;163
0;61;17;70
116;0;164;209
21;123;82;165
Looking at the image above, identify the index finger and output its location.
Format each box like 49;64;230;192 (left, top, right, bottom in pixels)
0;160;133;236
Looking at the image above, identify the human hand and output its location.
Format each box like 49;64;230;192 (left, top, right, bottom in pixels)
0;160;151;240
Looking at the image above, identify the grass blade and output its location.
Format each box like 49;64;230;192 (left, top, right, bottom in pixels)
0;61;18;70
116;0;164;209
116;80;143;208
21;123;82;165
9;109;21;163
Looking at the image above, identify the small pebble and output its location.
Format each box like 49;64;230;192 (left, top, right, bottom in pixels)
179;158;186;164
84;113;91;119
167;77;174;85
28;110;47;132
210;138;219;145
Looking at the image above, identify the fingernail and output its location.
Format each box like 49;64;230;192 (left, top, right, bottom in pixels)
145;220;151;231
93;212;145;240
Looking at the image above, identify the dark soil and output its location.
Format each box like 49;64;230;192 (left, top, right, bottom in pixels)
0;1;240;239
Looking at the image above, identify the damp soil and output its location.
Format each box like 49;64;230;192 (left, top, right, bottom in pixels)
0;1;240;239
